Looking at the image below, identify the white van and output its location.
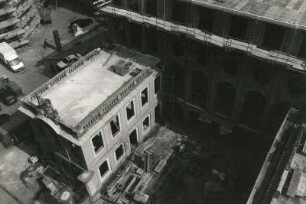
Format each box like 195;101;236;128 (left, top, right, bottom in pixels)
0;42;24;72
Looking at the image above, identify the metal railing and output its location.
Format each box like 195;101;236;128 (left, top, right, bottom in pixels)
100;6;306;71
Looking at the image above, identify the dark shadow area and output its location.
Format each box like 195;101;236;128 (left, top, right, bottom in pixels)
261;23;286;51
240;91;266;130
51;0;93;16
129;22;142;50
297;31;306;59
265;101;292;136
197;6;214;33
145;0;157;17
228;15;248;41
169;62;185;98
191;70;208;108
215;82;236;117
253;61;273;86
287;77;306;98
151;121;268;204
172;0;189;25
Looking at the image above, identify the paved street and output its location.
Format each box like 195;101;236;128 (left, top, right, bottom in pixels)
0;6;100;204
0;7;98;116
0;186;20;204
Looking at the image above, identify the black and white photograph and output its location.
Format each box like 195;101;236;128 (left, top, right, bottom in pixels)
0;0;305;204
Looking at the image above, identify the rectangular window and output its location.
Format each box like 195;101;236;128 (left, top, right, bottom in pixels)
143;115;150;133
154;75;161;94
115;144;124;161
99;160;110;179
141;87;149;106
129;129;138;146
92;133;104;154
110;114;120;137
126;100;135;121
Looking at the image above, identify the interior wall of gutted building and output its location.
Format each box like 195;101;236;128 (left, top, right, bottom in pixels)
106;7;306;139
29;119;86;185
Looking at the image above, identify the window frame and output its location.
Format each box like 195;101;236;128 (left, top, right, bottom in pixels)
91;132;104;156
154;74;161;95
98;158;111;182
129;128;139;146
142;115;151;134
140;86;149;108
110;113;121;139
125;98;136;123
114;144;125;163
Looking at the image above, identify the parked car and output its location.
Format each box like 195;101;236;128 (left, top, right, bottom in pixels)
0;113;10;125
68;18;94;31
56;54;82;70
0;90;17;106
0;42;24;72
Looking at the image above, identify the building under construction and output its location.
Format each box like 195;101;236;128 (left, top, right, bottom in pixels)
0;0;40;48
91;0;306;203
95;0;306;139
17;0;306;203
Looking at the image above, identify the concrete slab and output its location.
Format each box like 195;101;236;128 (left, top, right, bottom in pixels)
41;50;147;127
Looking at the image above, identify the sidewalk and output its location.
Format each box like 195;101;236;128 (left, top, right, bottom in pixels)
0;185;21;204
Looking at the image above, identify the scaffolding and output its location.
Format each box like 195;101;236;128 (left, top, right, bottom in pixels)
99;5;306;72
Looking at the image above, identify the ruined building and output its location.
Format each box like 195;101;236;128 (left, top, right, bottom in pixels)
91;0;306;203
18;0;306;203
0;0;40;48
247;108;306;204
96;0;306;142
19;46;161;197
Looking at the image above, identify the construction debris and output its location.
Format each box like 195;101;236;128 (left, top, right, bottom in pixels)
104;126;184;204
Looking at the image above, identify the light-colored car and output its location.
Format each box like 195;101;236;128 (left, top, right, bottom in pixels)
0;42;24;72
56;54;82;70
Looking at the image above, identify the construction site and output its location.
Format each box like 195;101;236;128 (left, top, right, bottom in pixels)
2;0;306;204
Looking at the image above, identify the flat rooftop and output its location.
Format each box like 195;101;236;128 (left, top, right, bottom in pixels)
193;0;306;29
42;52;133;127
23;46;159;131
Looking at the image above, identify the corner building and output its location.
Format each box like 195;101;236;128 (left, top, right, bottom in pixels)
19;46;161;196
